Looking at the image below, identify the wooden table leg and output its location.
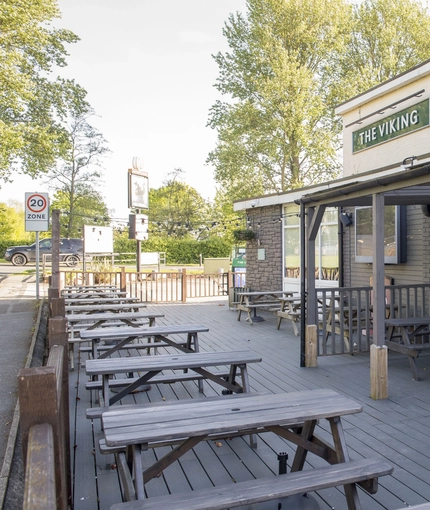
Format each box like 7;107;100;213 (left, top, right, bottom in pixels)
290;420;316;472
237;364;257;448
329;416;362;510
401;327;421;381
132;444;145;500
142;435;207;484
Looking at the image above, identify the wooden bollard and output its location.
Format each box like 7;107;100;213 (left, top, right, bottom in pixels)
48;287;59;300
49;297;65;318
48;317;68;350
305;324;318;367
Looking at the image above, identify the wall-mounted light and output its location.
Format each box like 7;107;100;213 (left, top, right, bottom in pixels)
340;212;353;227
400;156;417;170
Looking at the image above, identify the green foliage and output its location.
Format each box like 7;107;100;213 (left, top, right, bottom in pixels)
113;231;232;265
207;0;349;198
86;257;115;282
339;0;430;96
0;201;33;242
0;238;32;257
148;169;212;239
0;0;85;181
208;189;245;242
233;229;255;241
50;187;110;237
46;106;110;237
208;0;430;206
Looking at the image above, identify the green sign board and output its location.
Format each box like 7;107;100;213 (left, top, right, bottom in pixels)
352;98;429;153
232;257;246;268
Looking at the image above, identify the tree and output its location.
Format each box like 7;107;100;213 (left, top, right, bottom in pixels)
339;0;430;96
50;187;110;238
208;0;430;200
0;0;84;182
148;169;212;239
45;106;110;236
0;200;32;241
208;189;245;241
207;0;351;198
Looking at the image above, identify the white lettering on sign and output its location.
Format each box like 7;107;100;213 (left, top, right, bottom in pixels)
359;109;420;146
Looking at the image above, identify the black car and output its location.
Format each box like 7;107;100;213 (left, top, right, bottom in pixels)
4;238;84;266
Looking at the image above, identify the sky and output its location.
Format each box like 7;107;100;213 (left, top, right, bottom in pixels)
2;0;247;222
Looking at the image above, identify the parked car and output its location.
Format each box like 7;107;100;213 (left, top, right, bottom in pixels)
4;238;84;266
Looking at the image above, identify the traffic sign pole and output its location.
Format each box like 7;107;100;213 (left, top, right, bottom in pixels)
35;232;40;300
25;192;49;300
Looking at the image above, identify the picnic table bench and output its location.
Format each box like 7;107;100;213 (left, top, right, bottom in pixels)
65;302;147;314
320;298;398;351
62;290;127;299
236;290;293;324
101;389;392;508
62;284;120;296
66;312;165;369
385;316;430;380
63;284;118;290
79;323;208;361
85;349;261;405
66;311;163;332
64;296;139;305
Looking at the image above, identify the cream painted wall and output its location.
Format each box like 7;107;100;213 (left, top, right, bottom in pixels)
337;66;430;176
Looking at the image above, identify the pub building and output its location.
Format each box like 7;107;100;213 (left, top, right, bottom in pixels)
234;59;430;398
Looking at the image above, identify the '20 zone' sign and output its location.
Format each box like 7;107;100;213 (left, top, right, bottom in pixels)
25;192;50;232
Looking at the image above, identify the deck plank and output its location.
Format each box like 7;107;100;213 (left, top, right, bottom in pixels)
68;300;430;510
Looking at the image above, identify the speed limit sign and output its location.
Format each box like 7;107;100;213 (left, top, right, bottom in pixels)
25;192;50;231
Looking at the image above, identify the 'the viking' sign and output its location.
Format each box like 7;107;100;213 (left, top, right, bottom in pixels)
352;98;429;153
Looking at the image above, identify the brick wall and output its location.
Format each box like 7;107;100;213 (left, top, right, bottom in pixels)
244;205;283;291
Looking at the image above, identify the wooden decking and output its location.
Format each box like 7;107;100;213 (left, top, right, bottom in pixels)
70;298;430;510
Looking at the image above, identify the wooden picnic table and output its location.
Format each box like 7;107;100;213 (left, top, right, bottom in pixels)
86;349;261;405
236;290;293;324
66;311;164;331
79;323;208;362
64;296;139;305
103;389;393;507
321;299;398;351
62;284;119;294
385;316;430;380
62;290;127;299
276;295;301;334
66;311;164;370
65;302;147;314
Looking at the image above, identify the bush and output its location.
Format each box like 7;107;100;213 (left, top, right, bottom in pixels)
113;232;232;265
0;238;36;257
1;233;233;265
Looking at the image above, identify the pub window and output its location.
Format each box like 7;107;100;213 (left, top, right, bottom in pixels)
355;205;406;264
283;205;339;281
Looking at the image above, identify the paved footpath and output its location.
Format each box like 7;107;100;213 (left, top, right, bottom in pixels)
0;273;47;508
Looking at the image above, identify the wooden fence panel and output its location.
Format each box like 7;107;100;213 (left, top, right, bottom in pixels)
60;269;230;302
18;344;70;510
23;423;56;510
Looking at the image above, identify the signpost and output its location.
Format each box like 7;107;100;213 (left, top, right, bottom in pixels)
128;157;149;272
25;192;50;299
